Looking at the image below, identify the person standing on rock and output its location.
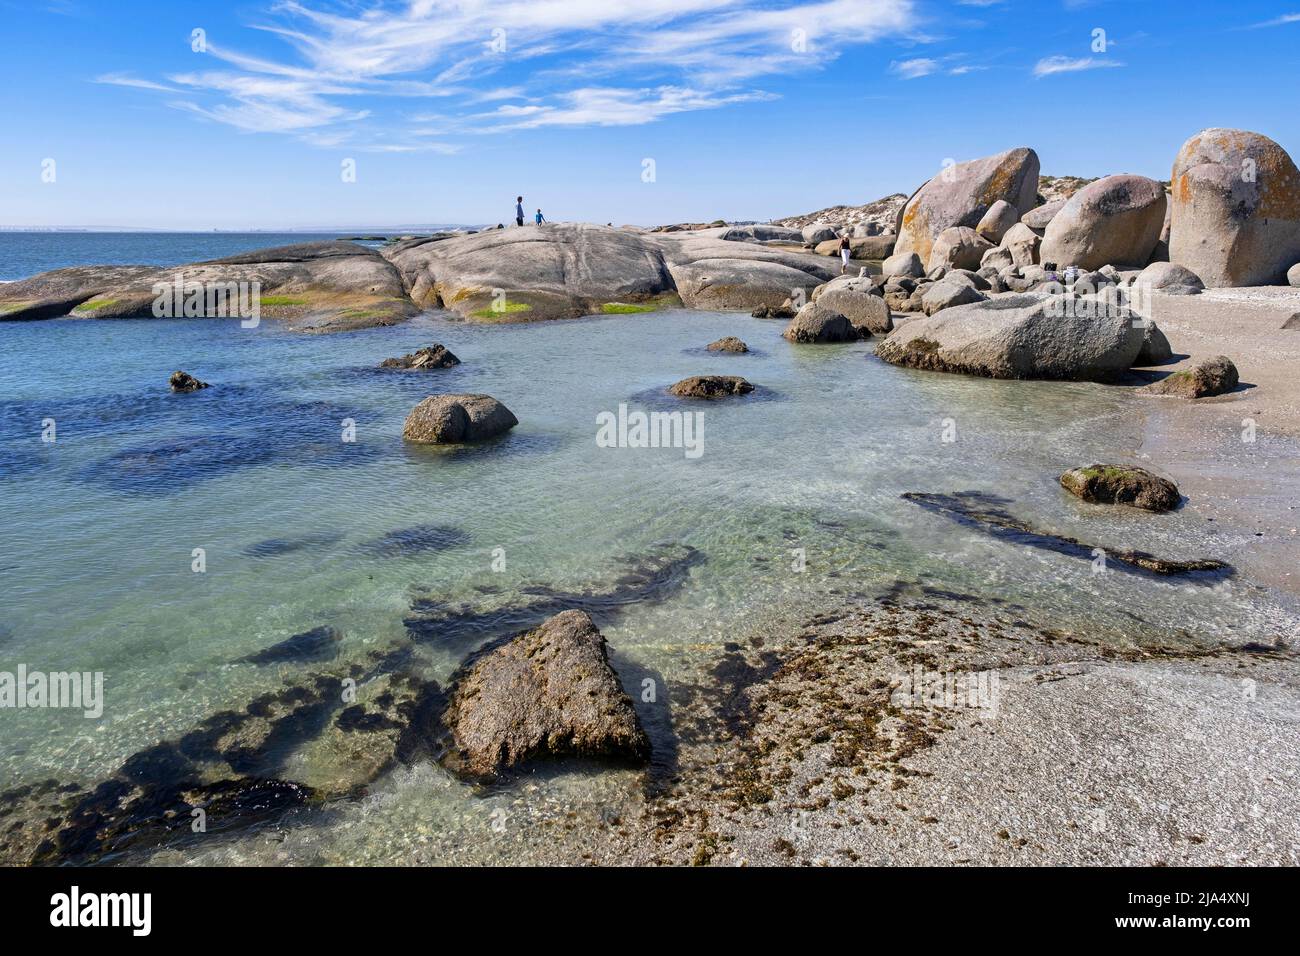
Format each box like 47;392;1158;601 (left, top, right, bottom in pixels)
515;196;525;227
535;208;546;226
839;233;852;274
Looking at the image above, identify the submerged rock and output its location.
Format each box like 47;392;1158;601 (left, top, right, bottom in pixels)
903;491;1230;577
750;303;797;319
402;394;518;444
1141;356;1239;398
169;370;209;392
1059;465;1181;512
237;625;343;665
363;524;470;557
706;336;749;353
669;375;754;398
440;609;650;780
380;345;460;370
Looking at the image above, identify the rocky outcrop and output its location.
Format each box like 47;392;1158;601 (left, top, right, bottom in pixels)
440;610;650;780
1;226;841;331
1040;175;1167;271
782;303;859;343
706;336;749;353
1169;129;1300;287
1141;356;1240;398
0;241;419;332
1059;465;1181;512
772;194;909;236
718;224;805;244
811;276;893;334
380;344;461;369
668;375;755;398
169;370;209;392
895;148;1041;267
385;224;837;319
875;292;1144;381
402;394;518;444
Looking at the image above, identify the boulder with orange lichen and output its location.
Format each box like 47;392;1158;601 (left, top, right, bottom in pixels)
1169;128;1300;287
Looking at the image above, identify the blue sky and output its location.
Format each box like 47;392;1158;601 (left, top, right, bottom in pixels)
2;0;1298;229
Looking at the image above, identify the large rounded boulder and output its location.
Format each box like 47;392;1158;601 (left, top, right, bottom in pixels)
1000;223;1042;267
1021;200;1066;233
976;200;1020;245
402;393;518;444
875;292;1144;381
894;148;1041;267
803;222;839;245
928;226;995;272
811;276;893;334
1169;128;1300;287
782;303;858;343
1040;175;1167;271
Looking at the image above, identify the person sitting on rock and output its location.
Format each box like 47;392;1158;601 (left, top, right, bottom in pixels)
535;209;547;226
515;196;525;227
839;233;852;274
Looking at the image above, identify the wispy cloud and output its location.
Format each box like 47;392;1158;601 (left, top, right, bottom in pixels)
1242;12;1300;28
1032;55;1124;77
891;57;939;78
891;52;985;79
92;0;921;147
94;72;182;93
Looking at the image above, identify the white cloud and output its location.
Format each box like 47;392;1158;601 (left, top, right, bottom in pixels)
93;0;921;145
476;86;777;130
891;57;939;78
1243;12;1300;28
1032;55;1124;77
94;73;181;93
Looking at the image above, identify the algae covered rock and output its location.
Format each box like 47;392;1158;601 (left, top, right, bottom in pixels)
1060;464;1181;512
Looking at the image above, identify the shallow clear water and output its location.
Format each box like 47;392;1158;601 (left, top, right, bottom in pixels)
1;308;1296;863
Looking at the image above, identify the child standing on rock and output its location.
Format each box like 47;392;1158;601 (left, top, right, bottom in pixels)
535;209;547;226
